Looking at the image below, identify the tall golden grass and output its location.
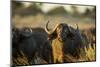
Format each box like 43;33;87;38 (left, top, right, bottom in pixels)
12;43;96;65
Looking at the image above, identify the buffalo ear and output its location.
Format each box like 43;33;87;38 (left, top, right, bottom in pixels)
48;31;57;40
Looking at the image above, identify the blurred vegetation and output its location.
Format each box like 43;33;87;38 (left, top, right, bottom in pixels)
12;2;43;16
70;5;79;16
83;7;96;18
47;6;68;15
12;1;23;16
12;1;96;19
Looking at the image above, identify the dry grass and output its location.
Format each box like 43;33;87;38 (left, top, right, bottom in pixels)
85;44;96;61
12;44;96;65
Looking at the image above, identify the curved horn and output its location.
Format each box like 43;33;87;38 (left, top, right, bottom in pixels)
45;21;51;34
75;24;79;32
29;28;33;33
45;21;60;34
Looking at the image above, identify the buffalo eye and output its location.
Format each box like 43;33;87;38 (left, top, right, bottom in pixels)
67;32;75;40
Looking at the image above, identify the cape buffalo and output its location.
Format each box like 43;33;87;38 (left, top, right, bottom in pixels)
81;27;96;49
45;21;88;63
12;27;53;65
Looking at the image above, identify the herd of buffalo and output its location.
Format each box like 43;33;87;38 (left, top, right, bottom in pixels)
12;21;96;65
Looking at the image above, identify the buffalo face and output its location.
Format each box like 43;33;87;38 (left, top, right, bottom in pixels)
45;21;78;42
56;24;75;41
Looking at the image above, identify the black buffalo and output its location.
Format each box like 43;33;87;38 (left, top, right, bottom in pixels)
81;27;96;49
45;21;88;63
12;27;53;65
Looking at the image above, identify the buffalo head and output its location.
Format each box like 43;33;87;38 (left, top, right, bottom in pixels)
45;21;79;42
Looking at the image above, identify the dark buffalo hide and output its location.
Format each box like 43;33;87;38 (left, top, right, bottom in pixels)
12;27;53;65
